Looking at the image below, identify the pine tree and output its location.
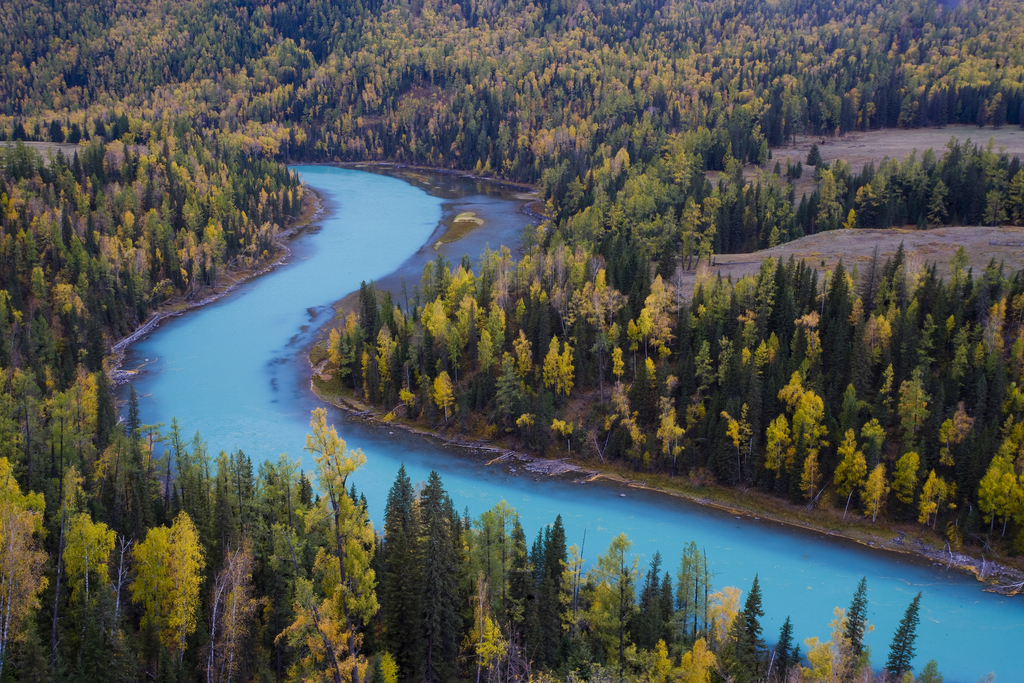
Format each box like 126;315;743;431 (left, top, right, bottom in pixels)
536;516;567;667
885;592;922;679
771;616;795;680
382;466;421;676
730;574;766;680
419;471;461;683
844;577;869;658
634;551;664;651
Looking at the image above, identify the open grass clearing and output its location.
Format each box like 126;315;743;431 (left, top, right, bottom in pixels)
1;140;84;165
675;224;1024;296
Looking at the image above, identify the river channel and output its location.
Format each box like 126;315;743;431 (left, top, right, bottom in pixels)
120;165;1020;681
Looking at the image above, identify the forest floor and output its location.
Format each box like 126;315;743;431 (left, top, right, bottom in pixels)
675;224;1024;297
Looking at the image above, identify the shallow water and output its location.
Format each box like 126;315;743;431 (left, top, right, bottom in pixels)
122;165;1020;681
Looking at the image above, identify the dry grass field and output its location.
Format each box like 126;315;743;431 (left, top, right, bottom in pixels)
676;224;1024;296
773;125;1024;200
0;141;83;164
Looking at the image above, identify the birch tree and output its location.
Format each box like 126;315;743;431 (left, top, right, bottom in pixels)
132;511;206;660
0;457;47;679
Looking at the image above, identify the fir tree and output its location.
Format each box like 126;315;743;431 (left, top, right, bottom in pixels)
382;466;421;677
771;616;796;680
844;577;869;658
419;471;460;683
885;592;922;679
633;551;664;651
730;574;766;680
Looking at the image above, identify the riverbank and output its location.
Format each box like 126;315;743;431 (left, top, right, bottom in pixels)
310;374;1024;597
298;166;1024;596
108;187;324;384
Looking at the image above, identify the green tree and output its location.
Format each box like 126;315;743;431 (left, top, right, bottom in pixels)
729;574;766;680
885;592;922;680
588;533;638;671
898;369;930;449
843;578;870;659
381;466;421;676
420;471;461;682
918;659;943;683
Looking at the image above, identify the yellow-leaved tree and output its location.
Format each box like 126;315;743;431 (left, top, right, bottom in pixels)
587;533;639;671
279;409;378;683
131;511;206;660
0;457;47;678
834;430;866;520
678;638;717;683
64;513;116;603
892;451;920;505
433;371;455;423
919;470;954;529
803;607;857;683
862;464;890;523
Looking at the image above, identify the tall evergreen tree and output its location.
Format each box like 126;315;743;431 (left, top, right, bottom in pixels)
730;574;766;680
538;515;567;667
771;616;796;680
886;592;922;679
844;577;869;658
506;517;532;638
419;471;461;683
382;465;421;676
633;551;664;651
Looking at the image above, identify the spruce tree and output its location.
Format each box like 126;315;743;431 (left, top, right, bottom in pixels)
885;592;922;679
730;574;766;680
772;616;795;679
807;143;823;166
633;551;664;651
419;471;460;683
506;518;531;637
844;577;869;658
382;466;421;677
658;571;674;647
917;659;943;683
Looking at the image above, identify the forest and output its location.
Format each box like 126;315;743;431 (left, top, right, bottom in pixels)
0;0;1023;679
0;403;940;682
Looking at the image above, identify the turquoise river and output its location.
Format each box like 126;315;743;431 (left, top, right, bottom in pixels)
120;165;1020;681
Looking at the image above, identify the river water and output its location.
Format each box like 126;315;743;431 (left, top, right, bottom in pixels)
121;165;1019;681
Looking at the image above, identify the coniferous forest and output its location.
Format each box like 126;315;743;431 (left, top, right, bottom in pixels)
1;0;1023;680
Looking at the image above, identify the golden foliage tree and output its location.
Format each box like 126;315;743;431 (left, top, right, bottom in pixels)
834;429;867;520
0;457;47;678
132;511;206;659
64;513;116;603
284;409;379;683
863;464;889;523
433;371;455;422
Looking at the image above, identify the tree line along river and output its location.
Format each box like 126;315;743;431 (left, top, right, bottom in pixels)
119;165;1021;681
